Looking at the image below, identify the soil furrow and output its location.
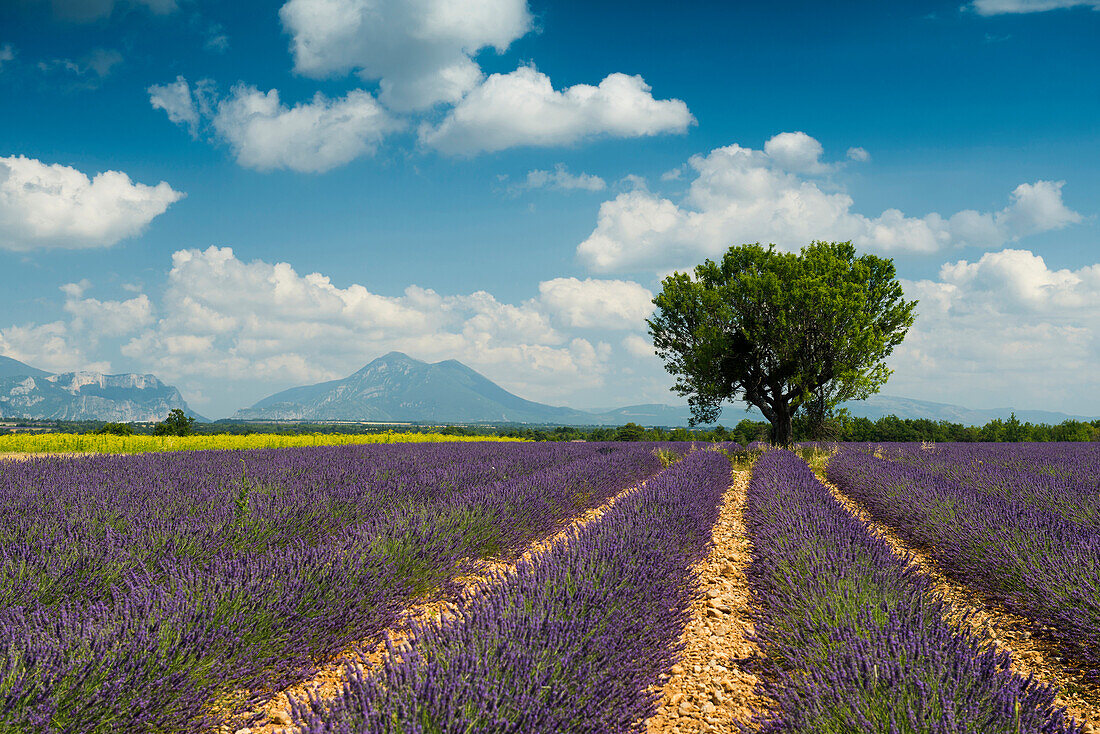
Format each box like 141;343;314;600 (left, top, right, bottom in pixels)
216;475;654;734
644;469;764;734
822;473;1100;732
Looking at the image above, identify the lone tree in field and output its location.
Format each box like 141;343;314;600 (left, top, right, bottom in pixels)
154;408;195;437
648;241;916;446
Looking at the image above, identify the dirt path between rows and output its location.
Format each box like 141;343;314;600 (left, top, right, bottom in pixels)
644;470;765;734
822;474;1100;732
215;476;656;734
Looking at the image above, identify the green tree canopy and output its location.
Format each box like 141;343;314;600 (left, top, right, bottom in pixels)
154;408;196;437
648;241;917;445
615;422;646;441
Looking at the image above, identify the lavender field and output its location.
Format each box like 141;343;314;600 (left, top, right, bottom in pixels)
0;442;671;732
827;443;1100;688
4;440;1099;733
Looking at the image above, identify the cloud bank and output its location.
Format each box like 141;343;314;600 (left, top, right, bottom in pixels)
5;245;1100;417
101;247;655;411
892;248;1100;411
577;133;1081;273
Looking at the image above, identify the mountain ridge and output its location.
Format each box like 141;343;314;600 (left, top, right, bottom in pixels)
234;352;1095;426
0;355;202;422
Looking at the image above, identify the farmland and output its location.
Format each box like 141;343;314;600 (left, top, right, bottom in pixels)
0;430;517;455
2;440;1099;733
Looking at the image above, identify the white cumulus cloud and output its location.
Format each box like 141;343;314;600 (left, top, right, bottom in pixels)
538;277;653;329
111;246;621;412
763;131;828;174
279;0;532;111
0;155;184;251
576;133;1082;273
150;80;402;173
211;85;403;173
62;288;154;338
0;321;110;374
420;66;695;156
890;248;1100;412
148;76;203;136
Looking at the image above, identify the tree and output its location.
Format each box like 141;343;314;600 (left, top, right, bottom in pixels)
615;422;646;441
90;422;134;436
154;408;196;437
648;241;916;446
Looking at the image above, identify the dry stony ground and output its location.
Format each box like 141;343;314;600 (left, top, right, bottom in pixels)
643;469;764;734
821;474;1100;732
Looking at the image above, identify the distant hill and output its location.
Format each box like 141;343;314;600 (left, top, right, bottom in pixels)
845;395;1094;426
235;352;1095;427
0;356;51;379
593;395;1094;427
234;352;1090;426
234;352;595;423
0;356;201;422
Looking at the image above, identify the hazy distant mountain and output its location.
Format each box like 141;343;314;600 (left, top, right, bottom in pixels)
601;395;1094;427
234;352;596;423
845;395;1093;426
0;356;201;422
235;353;1094;427
0;356;51;379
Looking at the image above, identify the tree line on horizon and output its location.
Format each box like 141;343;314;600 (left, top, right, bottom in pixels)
501;414;1100;444
2;413;1097;443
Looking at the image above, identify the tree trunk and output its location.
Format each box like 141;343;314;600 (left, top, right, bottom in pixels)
770;402;794;447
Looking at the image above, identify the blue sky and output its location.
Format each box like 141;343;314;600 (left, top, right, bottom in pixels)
1;0;1098;418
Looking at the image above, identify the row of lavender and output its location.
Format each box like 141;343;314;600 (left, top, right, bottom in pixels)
867;442;1100;529
746;450;1079;732
0;442;669;733
827;445;1100;684
290;447;733;733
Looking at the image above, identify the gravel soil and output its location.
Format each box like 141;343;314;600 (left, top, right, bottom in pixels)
216;476;655;734
644;469;764;734
823;474;1100;732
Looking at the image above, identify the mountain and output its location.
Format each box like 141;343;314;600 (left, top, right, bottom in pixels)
235;352;1094;427
0;356;51;379
0;357;201;422
593;396;1094;427
843;395;1094;426
234;352;595;423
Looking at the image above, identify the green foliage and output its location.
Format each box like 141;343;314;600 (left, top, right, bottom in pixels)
648;241;917;446
88;422;135;436
817;414;1100;443
153;409;196;437
614;422;646;442
653;447;683;467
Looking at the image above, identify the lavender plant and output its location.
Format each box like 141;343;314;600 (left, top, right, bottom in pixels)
863;442;1100;529
828;447;1100;682
0;442;665;732
290;447;733;733
747;449;1080;733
